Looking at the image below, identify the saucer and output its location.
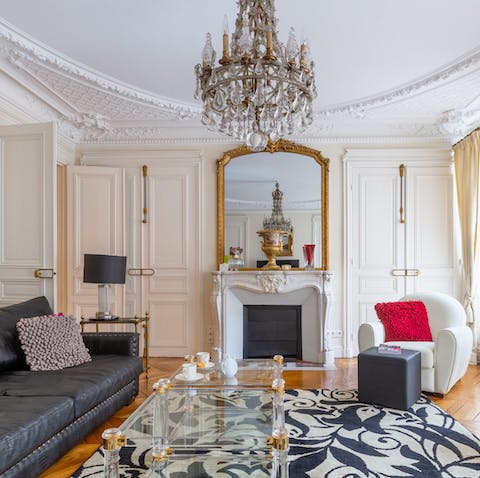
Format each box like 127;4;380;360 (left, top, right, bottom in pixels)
197;361;215;370
175;372;203;382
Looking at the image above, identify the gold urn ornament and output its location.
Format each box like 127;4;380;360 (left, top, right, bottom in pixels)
257;229;285;270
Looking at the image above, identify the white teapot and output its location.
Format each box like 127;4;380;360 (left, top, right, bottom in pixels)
220;355;238;377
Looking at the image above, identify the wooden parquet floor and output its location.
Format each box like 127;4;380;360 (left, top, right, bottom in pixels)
40;358;480;478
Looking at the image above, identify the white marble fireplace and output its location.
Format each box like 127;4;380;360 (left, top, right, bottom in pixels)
212;270;334;366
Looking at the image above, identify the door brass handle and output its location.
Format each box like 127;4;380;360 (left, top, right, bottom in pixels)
391;269;420;277
127;268;155;276
34;268;55;279
406;269;420;276
399;164;405;223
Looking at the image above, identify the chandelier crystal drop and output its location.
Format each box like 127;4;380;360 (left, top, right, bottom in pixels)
194;0;317;152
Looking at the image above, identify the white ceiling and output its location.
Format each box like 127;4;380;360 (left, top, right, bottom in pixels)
0;0;479;143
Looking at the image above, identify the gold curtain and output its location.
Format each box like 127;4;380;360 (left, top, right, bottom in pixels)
454;129;480;361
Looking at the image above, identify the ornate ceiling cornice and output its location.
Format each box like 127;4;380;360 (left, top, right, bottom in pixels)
0;18;201;134
0;17;478;145
317;46;480;118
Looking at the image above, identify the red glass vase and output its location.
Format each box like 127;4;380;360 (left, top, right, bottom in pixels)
303;244;315;270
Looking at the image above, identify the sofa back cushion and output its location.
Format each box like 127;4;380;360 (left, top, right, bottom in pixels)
0;296;53;371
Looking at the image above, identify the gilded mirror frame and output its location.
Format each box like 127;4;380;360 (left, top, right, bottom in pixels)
217;139;329;270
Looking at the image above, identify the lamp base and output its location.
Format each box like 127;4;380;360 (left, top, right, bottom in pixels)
95;311;118;320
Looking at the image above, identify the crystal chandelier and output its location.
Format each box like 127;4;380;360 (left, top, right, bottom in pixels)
194;0;317;152
263;182;292;233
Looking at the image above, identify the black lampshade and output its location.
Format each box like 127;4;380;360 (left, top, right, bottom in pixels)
83;254;127;284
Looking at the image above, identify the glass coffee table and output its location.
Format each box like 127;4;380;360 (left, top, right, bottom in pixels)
170;358;278;388
95;357;289;478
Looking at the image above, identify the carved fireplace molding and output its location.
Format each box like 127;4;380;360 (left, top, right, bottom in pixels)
212;270;334;366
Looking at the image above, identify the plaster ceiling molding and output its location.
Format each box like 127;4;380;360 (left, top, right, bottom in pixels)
438;109;480;143
317;47;480;119
15;54;199;122
0;19;201;120
0;18;201;141
384;122;444;138
87;122;236;145
0;10;478;144
359;69;480;122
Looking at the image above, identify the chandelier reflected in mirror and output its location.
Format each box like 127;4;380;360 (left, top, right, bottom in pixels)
194;0;317;152
263;182;292;233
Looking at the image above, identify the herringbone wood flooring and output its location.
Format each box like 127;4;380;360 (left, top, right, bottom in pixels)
40;358;480;478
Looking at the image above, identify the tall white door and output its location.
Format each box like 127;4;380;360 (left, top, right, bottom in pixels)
0;123;57;307
67;166;125;318
404;165;456;294
70;152;203;357
125;163;201;357
344;149;457;357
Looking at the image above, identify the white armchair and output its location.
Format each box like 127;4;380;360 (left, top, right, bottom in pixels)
358;292;472;395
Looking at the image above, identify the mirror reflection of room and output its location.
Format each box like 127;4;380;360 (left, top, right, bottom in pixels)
225;151;322;269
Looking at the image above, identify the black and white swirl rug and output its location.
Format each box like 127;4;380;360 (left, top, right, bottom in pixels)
74;389;480;477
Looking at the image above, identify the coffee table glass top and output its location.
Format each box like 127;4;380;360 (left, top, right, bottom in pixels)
115;385;276;476
171;358;276;388
122;387;273;451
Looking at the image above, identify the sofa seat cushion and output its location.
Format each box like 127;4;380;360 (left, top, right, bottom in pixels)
383;341;435;369
0;355;142;417
0;395;74;474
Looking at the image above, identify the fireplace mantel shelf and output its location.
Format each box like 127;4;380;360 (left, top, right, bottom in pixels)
212;270;334;366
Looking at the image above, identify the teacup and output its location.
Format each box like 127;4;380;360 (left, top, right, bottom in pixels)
196;351;210;365
182;362;197;380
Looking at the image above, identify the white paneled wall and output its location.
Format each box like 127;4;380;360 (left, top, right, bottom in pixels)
344;149;458;357
0;123;56;307
70;151;203;357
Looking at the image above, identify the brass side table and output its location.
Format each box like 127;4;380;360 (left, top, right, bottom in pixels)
80;313;150;379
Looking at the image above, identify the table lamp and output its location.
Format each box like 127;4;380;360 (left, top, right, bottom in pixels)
83;254;127;320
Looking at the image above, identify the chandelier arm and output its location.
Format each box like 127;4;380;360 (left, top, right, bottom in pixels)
202;76;313;96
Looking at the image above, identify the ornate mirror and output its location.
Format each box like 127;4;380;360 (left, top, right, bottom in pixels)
217;139;329;270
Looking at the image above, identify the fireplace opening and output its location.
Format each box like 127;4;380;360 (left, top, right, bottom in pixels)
243;305;302;359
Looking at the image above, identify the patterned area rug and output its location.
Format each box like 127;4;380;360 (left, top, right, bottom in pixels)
74;389;480;477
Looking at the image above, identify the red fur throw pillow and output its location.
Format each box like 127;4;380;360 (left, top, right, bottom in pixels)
374;301;433;342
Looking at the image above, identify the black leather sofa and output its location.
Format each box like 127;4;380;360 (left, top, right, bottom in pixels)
0;296;143;478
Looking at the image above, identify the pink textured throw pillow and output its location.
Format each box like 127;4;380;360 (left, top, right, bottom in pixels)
16;314;91;371
374;301;433;342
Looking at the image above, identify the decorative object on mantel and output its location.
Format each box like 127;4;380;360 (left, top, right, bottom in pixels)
228;246;244;271
194;0;317;152
256;229;284;270
303;244;315;270
257;182;293;269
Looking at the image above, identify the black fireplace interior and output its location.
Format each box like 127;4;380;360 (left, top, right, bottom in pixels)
243;305;302;359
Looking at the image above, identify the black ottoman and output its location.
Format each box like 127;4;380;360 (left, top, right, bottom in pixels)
358;347;421;410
